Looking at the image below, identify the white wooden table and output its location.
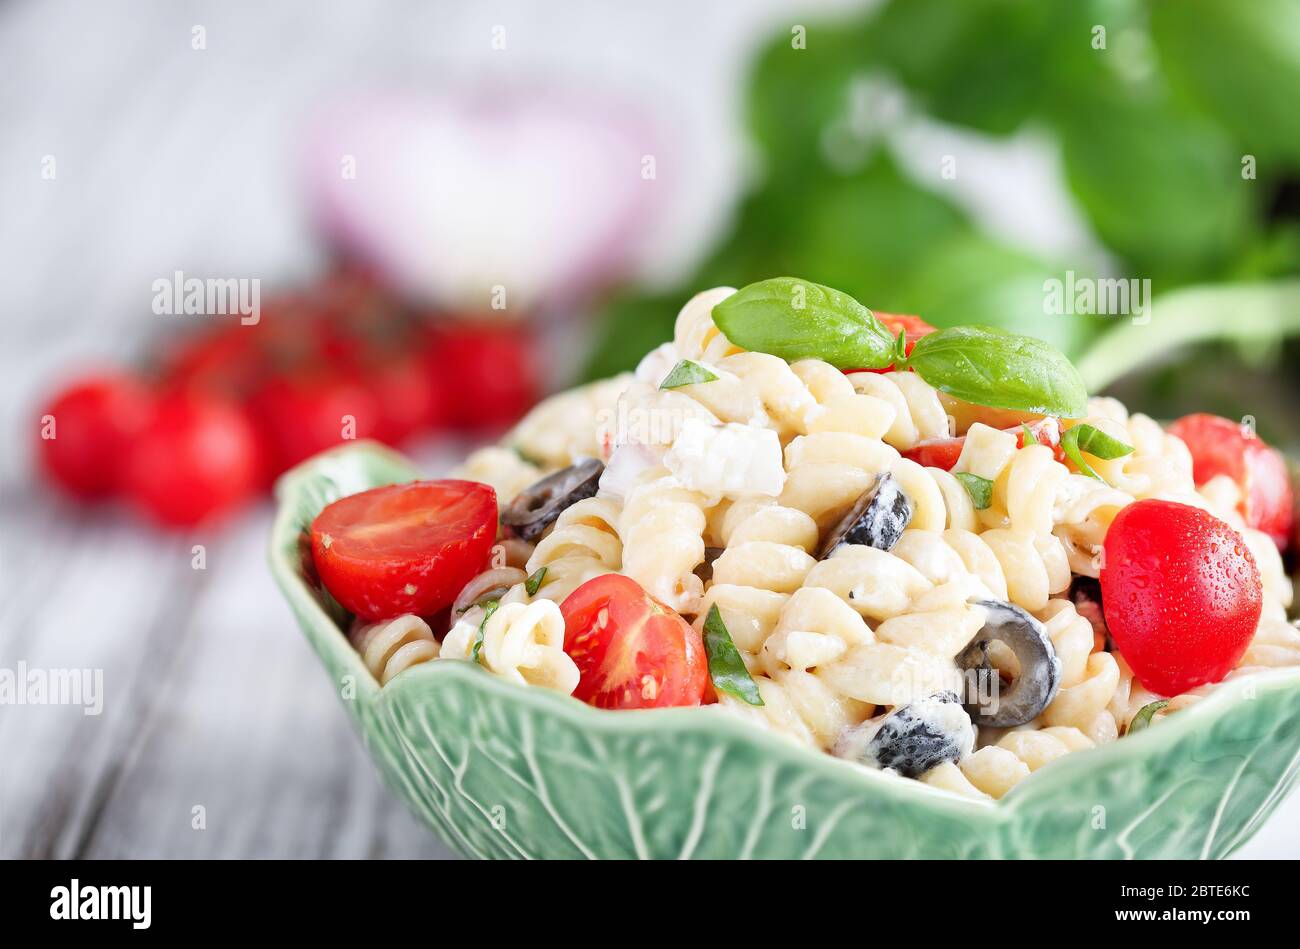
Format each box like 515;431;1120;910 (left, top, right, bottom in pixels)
2;0;1296;859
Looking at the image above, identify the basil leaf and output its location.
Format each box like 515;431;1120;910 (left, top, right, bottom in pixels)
1021;422;1037;448
702;605;764;706
710;277;897;370
953;472;993;510
1060;424;1132;482
1069;423;1134;460
905;325;1089;418
660;359;719;389
471;599;500;663
524;567;547;596
1127;700;1168;734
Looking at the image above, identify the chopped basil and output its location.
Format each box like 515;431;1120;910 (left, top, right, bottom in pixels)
1127;700;1168;734
525;567;548;596
953;472;993;510
1021;422;1037;448
1061;423;1134;482
471;599;500;663
660;359;719;389
702;604;764;706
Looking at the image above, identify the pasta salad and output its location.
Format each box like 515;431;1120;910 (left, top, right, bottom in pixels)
309;279;1298;800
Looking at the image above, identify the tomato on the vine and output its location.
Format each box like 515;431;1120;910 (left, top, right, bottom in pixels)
122;394;262;527
560;574;709;709
424;322;540;430
37;374;155;499
1101;499;1262;697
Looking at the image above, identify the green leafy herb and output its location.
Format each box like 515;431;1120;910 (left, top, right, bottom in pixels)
1060;423;1134;481
1021;422;1037;448
710;277;897;370
953;472;993;509
471;599;500;663
1127;700;1169;734
659;359;719;389
525;568;548;596
904;325;1089;418
702;605;764;706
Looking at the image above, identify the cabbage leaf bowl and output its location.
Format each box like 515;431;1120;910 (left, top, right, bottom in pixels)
269;441;1300;859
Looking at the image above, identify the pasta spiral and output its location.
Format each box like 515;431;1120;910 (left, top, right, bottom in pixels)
617;468;710;613
442;599;579;694
351;614;440;685
958;726;1095;798
844;370;951;450
1036;599;1121;744
524;497;623;602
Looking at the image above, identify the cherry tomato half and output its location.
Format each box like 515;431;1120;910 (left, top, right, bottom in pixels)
1101;499;1262;697
844;312;936;374
1168;413;1293;551
122;394;262;527
311;480;497;621
560;574;709;709
37;373;155;499
902;418;1064;470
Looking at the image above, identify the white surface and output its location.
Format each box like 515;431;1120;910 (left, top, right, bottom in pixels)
1;0;1295;858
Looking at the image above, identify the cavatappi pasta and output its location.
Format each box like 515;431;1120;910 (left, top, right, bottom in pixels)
362;285;1297;800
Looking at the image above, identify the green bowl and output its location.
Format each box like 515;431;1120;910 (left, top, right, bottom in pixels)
270;441;1300;859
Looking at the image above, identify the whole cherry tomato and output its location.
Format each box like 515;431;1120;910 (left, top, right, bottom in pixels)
122;394;261;527
1101;499;1262;697
311;480;498;621
1169;413;1293;551
37;374;155;499
249;370;382;476
560;574;709;709
424;322;540;430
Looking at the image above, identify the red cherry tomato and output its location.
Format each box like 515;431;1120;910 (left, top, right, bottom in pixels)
122;395;261;527
310;480;498;621
37;374;155;499
1168;414;1293;550
560;574;709;709
249;371;382;476
902;418;1064;470
845;312;936;374
1101;499;1262;697
424;322;540;430
364;353;447;447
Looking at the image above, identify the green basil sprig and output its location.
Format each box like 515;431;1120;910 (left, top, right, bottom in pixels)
660;359;719;389
702;605;764;706
711;277;899;370
524;568;548;596
471;600;500;662
1060;423;1134;482
712;279;1089;417
953;472;993;509
1127;700;1168;734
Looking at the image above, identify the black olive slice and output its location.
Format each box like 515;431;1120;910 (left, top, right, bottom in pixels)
817;472;912;559
501;459;604;542
694;547;725;585
834;691;974;778
956;600;1062;728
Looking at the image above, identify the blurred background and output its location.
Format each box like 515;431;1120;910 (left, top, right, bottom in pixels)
2;0;1298;858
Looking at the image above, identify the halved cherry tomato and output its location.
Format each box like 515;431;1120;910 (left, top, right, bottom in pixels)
1168;413;1293;551
902;418;1064;470
1101;499;1261;697
560;574;709;709
844;312;936;374
122;394;261;527
311;480;497;621
36;373;155;499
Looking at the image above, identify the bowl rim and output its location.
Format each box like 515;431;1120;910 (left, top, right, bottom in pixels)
269;440;1300;829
